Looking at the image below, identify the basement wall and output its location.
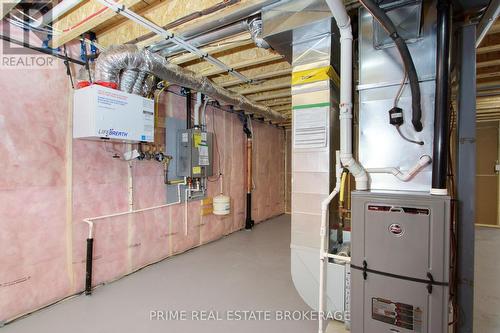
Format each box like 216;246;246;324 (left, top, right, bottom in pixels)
0;52;285;322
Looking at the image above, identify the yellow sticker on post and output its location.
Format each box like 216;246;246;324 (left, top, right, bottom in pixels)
192;166;201;174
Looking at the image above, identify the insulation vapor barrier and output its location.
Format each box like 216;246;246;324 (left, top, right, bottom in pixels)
0;57;285;322
95;44;285;121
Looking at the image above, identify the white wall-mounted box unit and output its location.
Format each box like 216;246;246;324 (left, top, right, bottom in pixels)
73;85;154;143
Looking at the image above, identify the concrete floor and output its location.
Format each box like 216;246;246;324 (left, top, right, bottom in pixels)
474;226;500;333
3;216;499;333
2;214;318;333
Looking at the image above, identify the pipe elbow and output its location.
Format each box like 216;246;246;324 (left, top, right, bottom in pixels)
340;154;368;190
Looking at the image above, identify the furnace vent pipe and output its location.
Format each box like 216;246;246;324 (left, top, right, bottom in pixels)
431;0;452;196
95;44;285;122
325;0;368;191
367;155;432;182
358;0;423;132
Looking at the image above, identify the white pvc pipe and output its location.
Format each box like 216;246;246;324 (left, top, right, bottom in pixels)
367;155;432;182
324;0;368;191
34;0;84;27
318;151;342;333
84;178;186;239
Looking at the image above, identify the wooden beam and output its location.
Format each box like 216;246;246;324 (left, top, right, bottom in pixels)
477;71;500;79
477;44;500;54
490;20;500;34
263;98;291;107
200;54;284;77
221;68;292;88
51;0;144;48
98;0;266;48
271;104;291;112
477;59;500;69
170;38;254;65
234;82;290;95
1;0;21;20
249;91;291;102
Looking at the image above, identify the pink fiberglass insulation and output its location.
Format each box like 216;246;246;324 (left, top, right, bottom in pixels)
0;55;285;322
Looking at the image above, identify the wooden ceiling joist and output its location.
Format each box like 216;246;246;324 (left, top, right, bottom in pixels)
170;38;254;65
477;59;500;69
271;104;292;112
477;71;500;80
200;54;284;77
250;91;291;102
51;0;144;48
477;44;500;54
221;68;292;88
263;99;292;107
234;82;290;95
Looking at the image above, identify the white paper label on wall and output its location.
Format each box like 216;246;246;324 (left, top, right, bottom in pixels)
293;106;328;149
182;132;189;142
199;145;209;166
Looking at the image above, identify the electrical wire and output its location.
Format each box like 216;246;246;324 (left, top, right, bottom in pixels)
396;125;424;145
394;71;408;108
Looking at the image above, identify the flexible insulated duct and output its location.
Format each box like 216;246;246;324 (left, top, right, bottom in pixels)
95;44;285;122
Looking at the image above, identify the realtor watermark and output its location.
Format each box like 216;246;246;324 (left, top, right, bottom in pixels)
150;310;350;322
1;1;58;69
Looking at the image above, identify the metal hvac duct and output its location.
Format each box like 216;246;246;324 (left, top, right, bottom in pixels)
95;44;285;122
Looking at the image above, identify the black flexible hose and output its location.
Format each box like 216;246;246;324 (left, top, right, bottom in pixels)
359;0;423;132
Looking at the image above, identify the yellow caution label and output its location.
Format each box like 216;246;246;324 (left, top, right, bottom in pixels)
193;133;202;147
291;66;340;87
192;166;201;174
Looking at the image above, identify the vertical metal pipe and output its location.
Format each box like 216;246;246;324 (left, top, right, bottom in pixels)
456;23;476;333
245;136;254;229
85;238;94;295
185;88;192;129
431;0;452;194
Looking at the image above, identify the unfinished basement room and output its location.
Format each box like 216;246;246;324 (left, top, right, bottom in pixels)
1;0;500;332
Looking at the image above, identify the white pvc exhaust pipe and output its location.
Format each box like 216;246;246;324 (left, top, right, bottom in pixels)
324;0;368;191
367;155;432;182
33;0;84;27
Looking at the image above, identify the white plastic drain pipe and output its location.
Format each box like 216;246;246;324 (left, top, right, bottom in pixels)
318;1;368;332
325;0;368;191
367;155;432;182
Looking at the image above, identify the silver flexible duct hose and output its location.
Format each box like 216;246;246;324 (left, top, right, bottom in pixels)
132;71;147;95
119;69;139;93
248;18;270;49
95;44;285;121
142;74;157;97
